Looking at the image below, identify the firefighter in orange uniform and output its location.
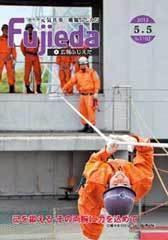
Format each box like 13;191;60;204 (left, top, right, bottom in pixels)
20;23;42;94
78;135;154;240
56;41;73;94
56;53;73;93
0;24;16;93
63;56;100;133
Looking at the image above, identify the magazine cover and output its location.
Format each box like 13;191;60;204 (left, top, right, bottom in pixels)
0;0;167;239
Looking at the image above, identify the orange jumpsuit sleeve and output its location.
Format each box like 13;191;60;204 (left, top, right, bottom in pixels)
83;148;111;179
123;139;154;201
88;148;111;163
92;70;101;93
63;75;77;92
71;55;77;64
11;46;17;60
56;56;61;65
20;40;26;56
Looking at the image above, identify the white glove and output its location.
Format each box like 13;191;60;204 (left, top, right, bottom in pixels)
106;140;119;154
109;134;137;152
109;134;123;141
93;93;98;99
122;135;137;152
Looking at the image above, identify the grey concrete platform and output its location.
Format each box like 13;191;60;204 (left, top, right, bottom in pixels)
0;132;128;151
0;94;129;133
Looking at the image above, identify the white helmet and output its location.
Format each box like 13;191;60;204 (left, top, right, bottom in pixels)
78;56;88;65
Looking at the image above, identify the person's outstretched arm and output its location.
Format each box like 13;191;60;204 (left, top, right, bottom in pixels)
124;136;154;201
63;75;77;93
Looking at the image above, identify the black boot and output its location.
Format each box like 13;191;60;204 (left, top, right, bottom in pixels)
78;124;89;132
86;126;94;133
9;85;15;93
26;85;34;94
37;84;42;94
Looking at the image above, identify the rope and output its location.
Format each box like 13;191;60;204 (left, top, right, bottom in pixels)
49;94;168;147
49;92;168;216
60;95;109;142
158;168;168;174
131;100;168;198
140;200;168;216
154;153;168;156
131;100;168;219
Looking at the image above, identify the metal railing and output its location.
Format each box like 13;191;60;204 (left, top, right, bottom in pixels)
111;85;132;132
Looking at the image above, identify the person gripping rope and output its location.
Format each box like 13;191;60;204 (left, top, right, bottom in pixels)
0;24;16;93
63;56;100;133
78;135;154;239
20;23;42;94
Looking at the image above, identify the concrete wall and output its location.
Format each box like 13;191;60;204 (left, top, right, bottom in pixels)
0;94;129;132
0;150;127;196
0;151;89;195
143;157;168;205
0;150;166;206
103;0;168;205
104;0;168;138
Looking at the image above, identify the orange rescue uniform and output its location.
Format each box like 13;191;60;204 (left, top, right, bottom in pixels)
0;35;16;85
63;67;100;125
56;55;73;91
71;55;80;73
20;38;41;86
78;137;154;239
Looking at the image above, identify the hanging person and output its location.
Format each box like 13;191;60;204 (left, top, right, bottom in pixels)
77;134;154;239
